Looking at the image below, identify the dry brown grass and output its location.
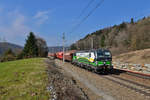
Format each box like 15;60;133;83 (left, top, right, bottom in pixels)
113;48;150;64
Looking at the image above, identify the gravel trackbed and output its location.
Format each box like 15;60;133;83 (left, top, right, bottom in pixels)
55;59;150;100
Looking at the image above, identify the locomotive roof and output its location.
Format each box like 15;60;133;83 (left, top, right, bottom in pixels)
75;49;110;53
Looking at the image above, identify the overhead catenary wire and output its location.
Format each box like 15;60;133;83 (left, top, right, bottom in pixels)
66;0;95;45
77;0;95;19
69;0;105;34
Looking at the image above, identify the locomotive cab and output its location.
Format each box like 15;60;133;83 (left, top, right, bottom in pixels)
95;49;113;71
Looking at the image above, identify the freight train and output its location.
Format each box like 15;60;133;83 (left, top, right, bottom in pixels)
48;49;113;73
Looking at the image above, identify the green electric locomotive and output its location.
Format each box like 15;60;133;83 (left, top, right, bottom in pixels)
72;49;113;72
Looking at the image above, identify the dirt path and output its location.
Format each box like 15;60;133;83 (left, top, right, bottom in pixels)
55;59;150;100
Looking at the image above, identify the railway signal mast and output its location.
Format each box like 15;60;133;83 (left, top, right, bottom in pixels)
62;33;65;64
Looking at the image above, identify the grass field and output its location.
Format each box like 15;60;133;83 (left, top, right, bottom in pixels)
0;58;50;100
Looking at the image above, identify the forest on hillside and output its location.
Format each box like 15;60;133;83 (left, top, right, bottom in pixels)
0;42;23;56
70;17;150;55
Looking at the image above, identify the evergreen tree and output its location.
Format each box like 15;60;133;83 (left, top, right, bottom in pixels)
23;32;38;58
143;16;146;20
131;18;134;24
100;35;105;47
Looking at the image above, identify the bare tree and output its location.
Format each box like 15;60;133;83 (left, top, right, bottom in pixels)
36;37;48;57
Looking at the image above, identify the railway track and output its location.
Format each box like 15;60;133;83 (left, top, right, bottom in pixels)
111;68;150;80
110;75;150;90
56;60;150;100
125;71;150;80
103;75;150;97
91;68;150;97
93;68;150;97
80;67;150;97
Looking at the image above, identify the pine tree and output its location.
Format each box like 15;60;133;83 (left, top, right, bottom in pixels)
100;35;105;47
23;32;38;58
131;18;134;24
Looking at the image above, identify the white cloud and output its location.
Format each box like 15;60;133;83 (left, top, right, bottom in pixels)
34;10;50;25
34;11;49;18
0;9;51;45
0;10;31;45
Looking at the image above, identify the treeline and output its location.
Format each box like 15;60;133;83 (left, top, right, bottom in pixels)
70;17;150;55
0;32;48;62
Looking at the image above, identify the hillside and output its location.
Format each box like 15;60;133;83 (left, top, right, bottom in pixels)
113;48;150;64
0;42;23;56
112;49;150;74
71;17;150;55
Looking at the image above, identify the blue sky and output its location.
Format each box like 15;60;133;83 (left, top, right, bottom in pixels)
0;0;150;46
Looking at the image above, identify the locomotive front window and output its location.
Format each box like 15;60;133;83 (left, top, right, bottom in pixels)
97;50;111;58
104;51;111;57
97;51;104;58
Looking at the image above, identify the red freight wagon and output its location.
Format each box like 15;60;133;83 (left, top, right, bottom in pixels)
56;52;63;60
48;53;56;57
64;50;76;61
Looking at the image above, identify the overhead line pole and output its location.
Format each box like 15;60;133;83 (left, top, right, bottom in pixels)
62;33;65;64
91;37;93;49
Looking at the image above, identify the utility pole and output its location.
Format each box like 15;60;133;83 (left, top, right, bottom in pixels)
62;33;65;64
91;37;93;50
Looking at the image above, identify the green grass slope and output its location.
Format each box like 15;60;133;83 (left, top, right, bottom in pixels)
0;58;50;100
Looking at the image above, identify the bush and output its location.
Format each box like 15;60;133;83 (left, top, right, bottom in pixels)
16;52;24;60
1;55;16;62
0;57;2;62
118;22;127;30
1;49;16;62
